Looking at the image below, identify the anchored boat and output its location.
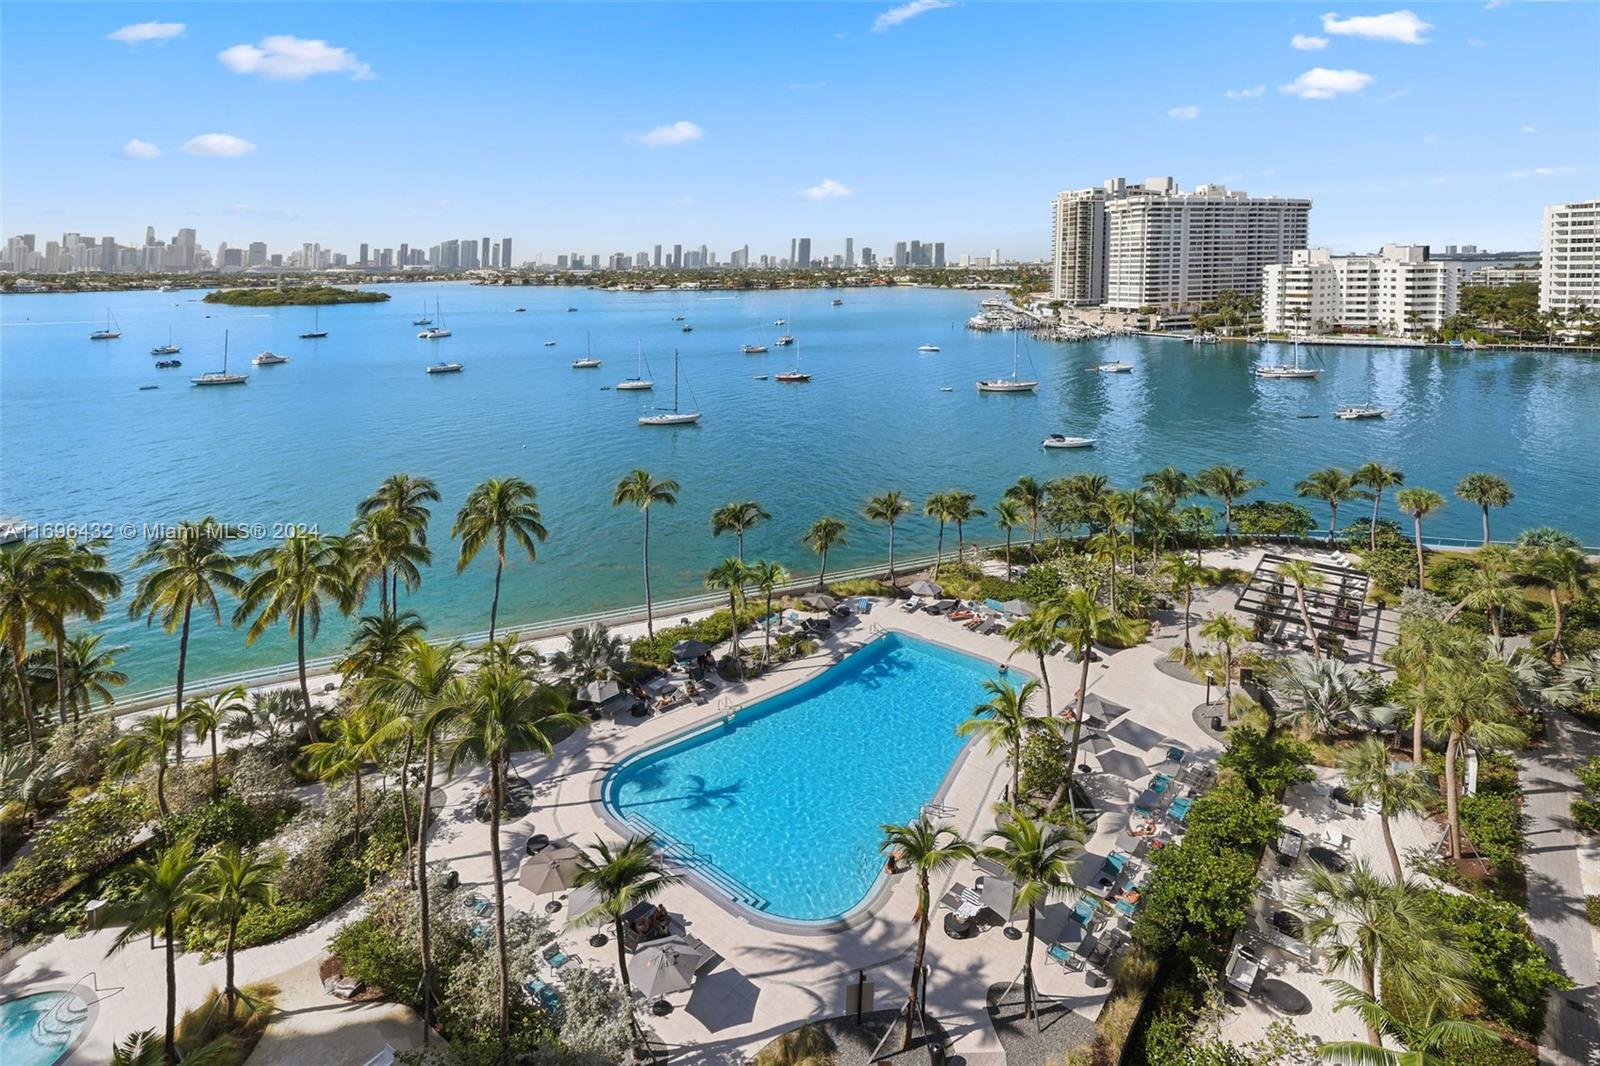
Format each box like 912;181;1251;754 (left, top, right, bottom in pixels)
639;350;700;425
191;331;248;386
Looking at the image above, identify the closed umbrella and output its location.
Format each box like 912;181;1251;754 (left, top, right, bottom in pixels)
801;593;837;610
1001;599;1033;617
632;941;705;998
671;639;711;661
907;579;942;598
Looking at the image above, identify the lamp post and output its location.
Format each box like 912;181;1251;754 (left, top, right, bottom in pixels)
1205;669;1215;705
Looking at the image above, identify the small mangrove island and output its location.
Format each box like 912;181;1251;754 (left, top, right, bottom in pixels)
203;284;390;306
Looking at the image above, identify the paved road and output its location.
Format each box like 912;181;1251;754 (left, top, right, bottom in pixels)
1520;710;1600;1066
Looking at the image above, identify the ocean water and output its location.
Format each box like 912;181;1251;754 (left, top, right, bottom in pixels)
603;632;1004;920
3;282;1598;691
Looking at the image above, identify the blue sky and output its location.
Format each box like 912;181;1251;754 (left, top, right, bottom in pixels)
3;2;1596;260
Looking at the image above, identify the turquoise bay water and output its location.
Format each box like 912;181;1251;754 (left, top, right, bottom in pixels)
603;633;1004;920
3;282;1598;691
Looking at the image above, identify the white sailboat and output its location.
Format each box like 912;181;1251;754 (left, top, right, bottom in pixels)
977;330;1038;392
1256;336;1321;379
412;302;432;326
775;339;811;382
417;300;451;339
191;330;249;386
150;328;181;356
616;343;654;390
571;331;602;368
639;350;701;425
774;302;794;346
89;310;121;340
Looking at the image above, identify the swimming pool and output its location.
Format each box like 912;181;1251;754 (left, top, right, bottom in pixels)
602;632;1006;922
0;990;90;1066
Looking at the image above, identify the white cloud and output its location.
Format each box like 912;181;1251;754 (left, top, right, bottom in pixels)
107;21;184;45
1280;68;1375;99
1465;37;1485;47
629;121;704;148
789;81;828;91
1291;34;1329;50
1167;105;1200;121
800;178;853;201
218;35;374;80
872;0;954;33
1521;124;1537;134
1509;166;1576;179
118;139;160;159
1321;10;1433;45
182;133;257;158
1484;0;1509;9
670;195;696;209
1225;85;1266;100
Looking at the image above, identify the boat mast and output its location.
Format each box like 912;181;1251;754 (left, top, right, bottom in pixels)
673;349;680;412
223;330;229;373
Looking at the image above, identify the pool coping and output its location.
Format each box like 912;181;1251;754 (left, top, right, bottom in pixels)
587;625;1029;936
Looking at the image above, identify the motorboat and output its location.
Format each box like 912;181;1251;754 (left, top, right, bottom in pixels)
672;314;685;321
426;362;464;375
1097;361;1134;373
251;351;289;366
977;331;1038;393
544;340;557;347
139;385;159;391
681;324;693;333
773;318;786;326
298;307;327;339
90;310;121;340
917;344;940;353
155;359;182;369
1334;405;1390;420
566;306;579;313
774;333;794;346
639;350;700;425
191;330;248;386
514;307;526;313
831;298;843;306
1190;332;1221;344
1256;336;1321;379
753;375;768;380
616;343;654;390
741;343;768;354
1042;434;1096;449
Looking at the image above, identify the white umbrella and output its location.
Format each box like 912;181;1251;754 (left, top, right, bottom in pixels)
518;845;582;895
802;593;838;610
907;579;942;598
578;680;622;704
1001;599;1033;616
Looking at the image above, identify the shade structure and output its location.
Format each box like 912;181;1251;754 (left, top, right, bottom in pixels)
518;845;583;895
578;680;622;704
1078;692;1131;722
907;579;942;598
801;593;837;610
671;639;712;660
1000;599;1032;617
632;940;705;998
1080;733;1115;755
1095;749;1149;782
1108;717;1164;751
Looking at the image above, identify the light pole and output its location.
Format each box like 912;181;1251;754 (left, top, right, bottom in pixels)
1205;669;1215;705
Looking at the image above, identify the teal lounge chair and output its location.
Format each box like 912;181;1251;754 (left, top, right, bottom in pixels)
524;977;561;1014
1047;942;1084;971
1151;773;1172;794
1071;898;1099;926
1168;796;1193;822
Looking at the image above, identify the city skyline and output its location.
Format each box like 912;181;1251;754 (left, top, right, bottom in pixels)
3;3;1597;256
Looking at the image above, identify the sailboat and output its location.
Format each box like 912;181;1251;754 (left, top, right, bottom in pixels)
977;330;1038;392
775;340;811;383
1255;335;1321;379
299;307;327;339
639;350;700;425
571;331;602;368
616;343;654;390
150;327;181;356
191;330;249;386
412;303;433;326
774;301;794;346
741;324;768;354
89;310;121;340
418;300;451;339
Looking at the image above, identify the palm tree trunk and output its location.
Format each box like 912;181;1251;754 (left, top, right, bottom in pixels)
1360;960;1380;1045
175;605;191;762
763;589;774;663
1369;492;1381;551
728;590;742;678
489;556;504;642
210;730;220;801
1444;732;1462;862
225;917;238;1021
10;641;40;766
1182;585;1193;658
296;608;317;742
399;735;416;887
417;735;436;1040
1047;651;1094;814
1011;738;1021;801
737;530;745;565
353;770;364;849
156;759;169;816
1295;587;1321;660
956;520;965;562
380;564;389;617
818;548;829;591
54;637;67;725
1005;529;1012;579
1489;609;1501;641
1380;813;1402;880
887;522;897;585
1412;516;1426;588
933;524;945;579
164;914;178;1065
1327;502;1339;547
642;510;655;638
1224;498;1235;547
1411;672;1427;767
1022;907;1037;1021
489;756;511;1060
1480;506;1491;546
902;899;929;1050
1035;653;1053;720
1551;590;1566;665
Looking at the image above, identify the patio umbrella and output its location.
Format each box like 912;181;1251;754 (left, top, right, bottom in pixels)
1095;749;1149;782
1080;733;1115;755
1001;599;1032;617
801;593;837;610
907;579;942;598
1078;692;1130;721
578;680;622;705
518;845;583;895
632;941;705;998
671;639;712;661
1108;717;1164;751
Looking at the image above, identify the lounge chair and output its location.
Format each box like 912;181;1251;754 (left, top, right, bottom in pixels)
1047;942;1085;971
1100;851;1129;878
1167;796;1193;822
901;597;923;613
523;976;561;1014
542;945;575;969
1150;773;1172;794
1070;898;1100;927
324;975;364;999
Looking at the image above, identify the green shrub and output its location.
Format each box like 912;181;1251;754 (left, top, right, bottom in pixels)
0;786;146;936
1360;544;1421;598
1458;791;1524;874
1417;889;1569;1040
1233;501;1315;538
1216;727;1314;798
1573;798;1600;833
628;607;765;667
1182;778;1283;852
153;794;297;853
1586;896;1600;927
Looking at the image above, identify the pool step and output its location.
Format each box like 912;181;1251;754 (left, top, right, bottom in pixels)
623;814;771;911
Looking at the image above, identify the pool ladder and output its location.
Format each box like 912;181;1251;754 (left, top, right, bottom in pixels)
920;801;958;819
626;814;771;911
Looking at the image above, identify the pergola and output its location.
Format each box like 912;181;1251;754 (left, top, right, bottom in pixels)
1233;554;1369;642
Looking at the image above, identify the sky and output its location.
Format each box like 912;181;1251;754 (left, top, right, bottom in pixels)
3;1;1598;261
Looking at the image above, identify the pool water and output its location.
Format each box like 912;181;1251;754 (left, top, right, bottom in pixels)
603;632;1005;921
0;991;89;1066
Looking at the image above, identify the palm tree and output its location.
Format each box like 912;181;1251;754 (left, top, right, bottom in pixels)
452;476;547;642
1047;590;1132;814
1386;617;1471;768
0;541;70;762
923;492;955;577
803;517;847;590
711;500;770;563
1421;657;1521;861
1393;488;1445;589
338;611;427;683
1178;504;1216;568
349;508;430;618
864;491;910;584
1339;738;1433;880
41;538;122;725
1271;655;1387;738
571;835;682;1000
1159;555;1205;660
1296;467;1361;546
191;844;281;1021
1441;551;1518;639
1454;473;1513;545
359;473;441;610
994;498;1025;579
878;817;973;1050
304;708;385;847
1353;463;1405;552
1006;603;1064;721
1277;559;1326;660
945;492;985;563
1141;466;1193;513
1199;613;1250;710
980;809;1082;1022
233;531;352;740
1294;860;1471;1044
957;677;1045;800
1519;544;1591;663
1195;465;1265;547
443;661;581;1052
106;837;203;1064
705;558;751;677
128;518;244;763
1318;981;1501;1066
1003;476;1046;553
56;632;128;723
114;710;185;815
184;686;246;800
612;469;679;638
748;561;789;663
546;623;628;684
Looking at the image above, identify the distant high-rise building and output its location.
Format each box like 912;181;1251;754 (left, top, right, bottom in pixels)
247;241;267;267
557;254;569;269
1263;245;1459;336
590;255;600;269
861;246;874;267
145;225;156;246
1542;200;1600;315
398;242;409;268
501;237;512;269
909;240;923;267
481;237;491;267
796;237;811;268
672;243;682;269
359;242;369;266
893;241;908;268
933;242;945;268
461;239;479;270
845;237;854;267
653;244;662;268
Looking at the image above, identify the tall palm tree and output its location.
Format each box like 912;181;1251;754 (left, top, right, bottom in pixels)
1393;488;1445;589
1454;473;1513;546
350;508;430;618
1296;467;1361;546
923;492;955;578
1141;466;1193;513
1047;590;1132;814
1006;603;1064;721
304;707;385;847
864;491;910;585
994;498;1025;579
1441;551;1518;639
612;469;679;638
113;710;185;815
545;623;628;684
957;677;1045;800
878;817;973;1050
1177;504;1216;568
1159;555;1205;660
1195;465;1265;547
710;500;770;563
56;632;128;723
233;531;352;740
1003;476;1046;553
1277;559;1326;660
1386;617;1472;768
42;538;122;725
1421;656;1521;861
571;835;682;998
452;476;547;642
980;809;1082;1022
1518;544;1591;663
1199;613;1251;710
945;492;985;563
129;518;244;764
443;661;581;1054
1318;981;1500;1066
1352;463;1405;552
803;516;847;590
748;561;789;664
184;686;246;800
337;611;427;684
705;558;751;678
191;844;281;1021
106;837;203;1065
1339;738;1433;879
359;473;441;608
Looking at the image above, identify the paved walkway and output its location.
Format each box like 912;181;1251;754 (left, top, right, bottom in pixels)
1521;710;1600;1066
